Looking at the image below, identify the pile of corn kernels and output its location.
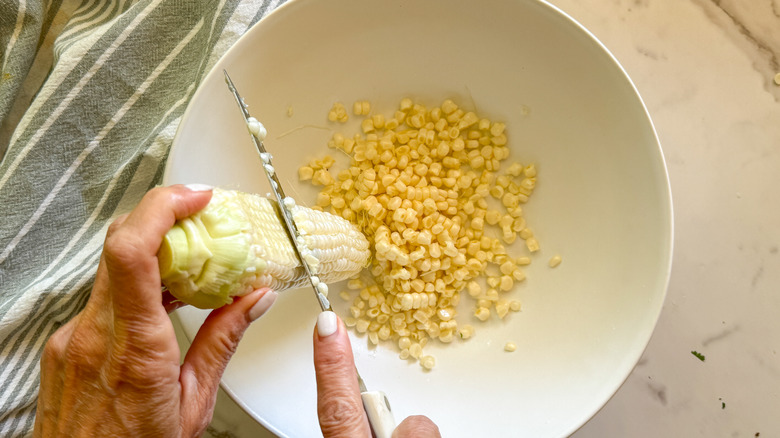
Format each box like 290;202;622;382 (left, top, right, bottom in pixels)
300;98;548;370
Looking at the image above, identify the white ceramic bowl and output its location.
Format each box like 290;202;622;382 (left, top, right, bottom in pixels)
164;0;673;436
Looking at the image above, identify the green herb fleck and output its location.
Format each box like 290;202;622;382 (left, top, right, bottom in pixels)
691;350;705;361
722;402;726;409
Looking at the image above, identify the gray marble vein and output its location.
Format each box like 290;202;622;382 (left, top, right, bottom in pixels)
692;0;780;99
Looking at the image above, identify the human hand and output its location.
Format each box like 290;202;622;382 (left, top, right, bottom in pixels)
313;311;441;438
33;184;278;437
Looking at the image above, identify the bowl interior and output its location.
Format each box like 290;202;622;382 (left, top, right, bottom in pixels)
166;0;672;436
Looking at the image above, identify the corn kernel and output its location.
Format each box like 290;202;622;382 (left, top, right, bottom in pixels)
502;230;517;244
490;122;506;137
496;300;510;318
502;193;519;209
458;324;475;339
441;99;458;114
313;169;335;186
506;162;522;176
356;319;370;333
315;192;330;208
516;256;531;266
466;281;481;298
439;330;454;343
500;261;516;276
409;343;423;359
475;307;490;321
298;166;314;181
329;102;348;123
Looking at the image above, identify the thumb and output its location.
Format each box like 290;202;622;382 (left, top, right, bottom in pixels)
179;289;277;429
392;415;441;438
313;311;371;437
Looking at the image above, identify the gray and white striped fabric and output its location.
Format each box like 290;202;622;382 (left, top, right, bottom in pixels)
0;1;286;435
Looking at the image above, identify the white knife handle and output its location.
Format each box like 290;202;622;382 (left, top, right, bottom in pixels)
361;390;395;438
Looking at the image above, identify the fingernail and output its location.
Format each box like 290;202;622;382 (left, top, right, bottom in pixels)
184;183;213;192
317;311;338;338
249;290;277;321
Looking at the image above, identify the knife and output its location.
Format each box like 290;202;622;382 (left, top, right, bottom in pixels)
223;70;396;438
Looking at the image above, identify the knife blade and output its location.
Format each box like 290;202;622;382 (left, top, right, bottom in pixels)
223;70;331;311
223;70;396;438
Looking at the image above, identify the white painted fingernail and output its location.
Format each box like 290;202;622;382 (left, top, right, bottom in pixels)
184;183;213;192
317;311;338;337
249;290;277;321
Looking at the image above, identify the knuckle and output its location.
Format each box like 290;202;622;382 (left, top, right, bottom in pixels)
102;228;143;267
64;332;103;370
102;230;127;259
318;395;366;436
193;321;245;376
41;317;80;367
316;341;354;371
41;333;67;366
106;214;128;237
212;327;242;359
111;351;171;389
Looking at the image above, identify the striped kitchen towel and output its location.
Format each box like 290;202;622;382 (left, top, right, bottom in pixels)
0;0;286;435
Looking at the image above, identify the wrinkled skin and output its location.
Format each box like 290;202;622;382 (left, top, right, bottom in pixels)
33;185;278;437
34;184;441;438
313;316;441;438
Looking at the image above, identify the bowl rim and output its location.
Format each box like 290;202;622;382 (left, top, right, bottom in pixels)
165;0;675;435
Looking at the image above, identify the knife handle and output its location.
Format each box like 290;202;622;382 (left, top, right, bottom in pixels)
361;390;395;438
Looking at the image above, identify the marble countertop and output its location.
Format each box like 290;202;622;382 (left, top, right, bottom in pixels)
192;0;780;436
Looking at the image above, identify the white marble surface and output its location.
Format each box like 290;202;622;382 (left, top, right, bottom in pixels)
186;0;780;436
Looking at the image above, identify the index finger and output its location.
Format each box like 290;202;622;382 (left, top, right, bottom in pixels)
313;311;371;437
103;184;213;319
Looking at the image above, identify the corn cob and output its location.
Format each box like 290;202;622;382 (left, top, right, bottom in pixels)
158;188;370;309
